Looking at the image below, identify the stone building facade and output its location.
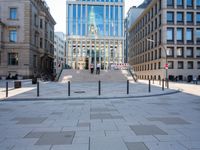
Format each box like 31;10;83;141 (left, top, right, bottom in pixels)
129;0;200;81
0;0;56;78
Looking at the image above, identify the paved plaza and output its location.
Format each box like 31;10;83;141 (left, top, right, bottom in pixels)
0;89;200;150
0;70;200;150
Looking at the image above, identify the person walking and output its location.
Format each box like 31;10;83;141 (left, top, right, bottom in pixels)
96;63;101;74
90;63;94;74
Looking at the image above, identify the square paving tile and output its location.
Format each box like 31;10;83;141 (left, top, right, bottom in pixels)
35;131;75;145
90;113;112;120
77;122;90;127
147;117;190;125
125;142;149;150
12;117;47;124
130;125;167;135
24;131;45;138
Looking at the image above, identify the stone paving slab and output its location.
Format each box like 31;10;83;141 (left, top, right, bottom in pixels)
125;142;149;150
129;125;168;135
147;117;190;125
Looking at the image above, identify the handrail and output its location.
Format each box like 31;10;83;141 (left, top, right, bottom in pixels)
55;68;64;82
128;67;138;82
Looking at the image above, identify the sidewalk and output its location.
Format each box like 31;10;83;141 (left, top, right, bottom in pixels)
0;79;179;100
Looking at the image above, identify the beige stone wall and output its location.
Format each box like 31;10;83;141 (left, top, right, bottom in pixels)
0;0;55;78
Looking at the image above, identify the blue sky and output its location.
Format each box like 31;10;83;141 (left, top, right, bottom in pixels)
45;0;143;33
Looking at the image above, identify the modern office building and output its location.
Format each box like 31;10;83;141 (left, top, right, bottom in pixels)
54;32;66;74
129;0;200;81
0;0;55;78
66;0;124;70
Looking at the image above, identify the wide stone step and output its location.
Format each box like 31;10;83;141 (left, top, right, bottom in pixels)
59;69;134;83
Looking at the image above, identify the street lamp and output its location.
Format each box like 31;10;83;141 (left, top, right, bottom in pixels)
146;38;169;88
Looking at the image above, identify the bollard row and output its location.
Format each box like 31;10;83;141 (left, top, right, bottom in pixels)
4;79;168;98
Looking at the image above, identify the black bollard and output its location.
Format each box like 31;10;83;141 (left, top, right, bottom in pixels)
98;80;101;96
153;78;154;84
37;82;39;97
149;80;151;93
167;79;169;89
6;82;8;97
162;79;164;91
127;80;129;94
159;79;161;85
68;81;70;96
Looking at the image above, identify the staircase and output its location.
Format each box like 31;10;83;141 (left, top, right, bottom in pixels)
59;69;135;83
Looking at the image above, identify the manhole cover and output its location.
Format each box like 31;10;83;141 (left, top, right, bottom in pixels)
74;91;85;94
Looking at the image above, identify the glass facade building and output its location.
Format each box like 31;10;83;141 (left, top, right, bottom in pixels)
66;0;124;69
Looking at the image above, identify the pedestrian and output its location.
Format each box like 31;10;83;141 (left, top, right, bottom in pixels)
96;63;101;74
90;63;94;74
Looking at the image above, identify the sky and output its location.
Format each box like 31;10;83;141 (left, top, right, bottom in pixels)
45;0;143;33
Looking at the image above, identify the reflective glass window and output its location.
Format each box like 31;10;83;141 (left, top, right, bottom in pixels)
9;30;17;42
177;0;183;6
187;12;193;23
10;8;17;19
177;28;183;41
196;28;200;43
197;0;200;6
177;12;183;22
197;13;200;23
167;0;174;6
186;28;193;41
167;12;174;23
167;28;174;41
187;0;193;7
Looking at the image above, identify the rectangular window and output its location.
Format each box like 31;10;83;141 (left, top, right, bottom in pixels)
8;53;18;65
197;62;200;69
167;28;174;41
197;0;200;7
167;12;174;23
9;30;17;42
40;38;43;48
40;19;43;29
187;12;193;23
187;0;193;7
177;12;183;23
186;28;193;42
197;13;200;23
177;28;183;42
167;0;174;6
187;61;193;69
168;61;174;69
177;0;183;6
196;48;200;57
166;47;174;57
177;47;184;57
196;28;200;43
186;47;193;57
10;8;17;20
178;61;184;69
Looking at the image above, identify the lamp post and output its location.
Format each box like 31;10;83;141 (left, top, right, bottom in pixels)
146;39;169;88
